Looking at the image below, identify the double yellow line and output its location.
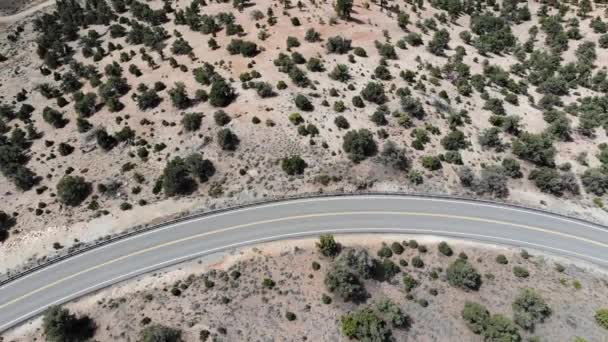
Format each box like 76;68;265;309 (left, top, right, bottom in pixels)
1;211;606;311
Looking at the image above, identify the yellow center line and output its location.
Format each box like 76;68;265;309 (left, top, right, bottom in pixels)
1;211;606;310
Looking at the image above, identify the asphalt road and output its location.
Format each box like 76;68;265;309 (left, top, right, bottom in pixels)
1;195;607;332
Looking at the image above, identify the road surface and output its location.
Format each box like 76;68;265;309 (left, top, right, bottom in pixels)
0;0;55;24
1;195;607;332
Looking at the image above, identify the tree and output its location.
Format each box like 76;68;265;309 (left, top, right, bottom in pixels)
397;11;410;30
446;259;482;291
137;89;162;110
441;130;468;151
400;96;425;119
343;129;377;163
578;0;593;17
360;82;387;105
217;128;240;150
528;167;579;196
139;324;183;342
282;155;307;175
0;210;16;242
57;176;92;206
213;110;231;126
329;64;351;82
42;107;68;128
341;308;392;342
335;115;350;129
438;241;453;256
209;77;236;107
512;133;556;167
43;306;96;342
182;112;202;132
162;157;196;196
171;37;193;55
325;264;367;301
74;92;98;117
581;168;608;196
462;301;490;334
335;0;353;19
316;234;340;257
294;94;313;111
427;29;450;56
512;288;551;331
185;153;215;183
169;82;191;109
326;36;352;54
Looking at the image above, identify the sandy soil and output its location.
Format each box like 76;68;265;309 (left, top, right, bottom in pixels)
1;0;607;275
3;235;608;341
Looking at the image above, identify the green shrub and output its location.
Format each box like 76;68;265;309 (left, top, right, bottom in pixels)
42;107;68;128
325;263;367;301
185;153;215;183
438;241;453;256
182;112;202;132
596;309;608;330
411;256;424;268
513;266;529;278
161;157;196;196
512;288;551;331
139;324;183;342
329;64;351;82
496;255;508;264
317;234;340;257
512;133;556;167
402;273;418;292
0;211;16;241
326;36;352;54
390;242;404;255
209;77;236;107
217;128;239;151
213;110;231;126
441;130;468;151
377;244;393;258
281;155;307;175
482;314;521;342
528;167;579;196
334;115;350;129
447;259;482;291
462;301;490;334
43;306;96;342
427;29;450;55
262;278;276;288
360;82;387;104
340;308;392;341
285;311;297;321
342;129;377;163
421;155;442;170
169;82;191;109
294;94;313;111
57;176;92;206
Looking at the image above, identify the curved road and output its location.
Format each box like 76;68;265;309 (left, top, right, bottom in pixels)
1;195;608;332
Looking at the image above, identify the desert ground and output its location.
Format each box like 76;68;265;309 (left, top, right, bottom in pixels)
3;235;608;341
0;0;608;316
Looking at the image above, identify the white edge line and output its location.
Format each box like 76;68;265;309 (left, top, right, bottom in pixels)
1;227;606;332
1;195;605;288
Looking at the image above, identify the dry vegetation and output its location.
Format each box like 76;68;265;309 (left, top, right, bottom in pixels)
1;0;608;273
3;235;608;341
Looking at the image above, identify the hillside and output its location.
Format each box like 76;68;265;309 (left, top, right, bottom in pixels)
1;0;608;268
